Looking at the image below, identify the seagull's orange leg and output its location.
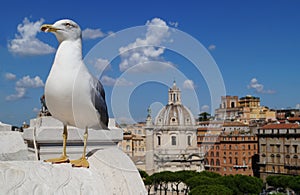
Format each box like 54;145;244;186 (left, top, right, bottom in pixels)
70;127;89;168
44;125;69;163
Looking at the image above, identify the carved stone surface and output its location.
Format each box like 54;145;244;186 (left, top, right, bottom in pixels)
0;147;146;194
0;131;30;161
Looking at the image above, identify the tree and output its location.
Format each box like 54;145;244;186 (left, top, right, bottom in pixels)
198;112;211;121
175;170;199;195
144;176;154;195
189;184;233;195
267;175;300;194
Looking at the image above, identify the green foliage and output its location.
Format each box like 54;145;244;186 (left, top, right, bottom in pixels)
198;112;211;121
189;184;233;195
141;170;264;195
186;176;216;189
266;175;300;194
138;169;149;180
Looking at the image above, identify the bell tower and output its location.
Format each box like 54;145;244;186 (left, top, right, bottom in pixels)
168;81;181;105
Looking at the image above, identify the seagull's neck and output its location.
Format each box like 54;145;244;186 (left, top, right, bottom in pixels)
54;39;83;68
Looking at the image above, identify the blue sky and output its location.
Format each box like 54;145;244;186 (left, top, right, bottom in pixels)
0;0;300;126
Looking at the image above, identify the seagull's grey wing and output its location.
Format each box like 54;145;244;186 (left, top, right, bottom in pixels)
90;77;109;129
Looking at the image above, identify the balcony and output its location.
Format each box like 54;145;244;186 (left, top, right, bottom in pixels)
233;164;248;169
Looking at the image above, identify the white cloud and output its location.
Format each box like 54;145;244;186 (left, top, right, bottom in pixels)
208;44;216;51
16;75;44;88
33;107;40;113
6;87;26;101
101;75;133;87
247;78;275;94
8;17;55;56
296;104;300;109
6;75;44;101
5;72;16;81
183;79;195;90
119;18;171;72
82;28;105;40
168;21;179;28
201;105;210;112
93;58;111;73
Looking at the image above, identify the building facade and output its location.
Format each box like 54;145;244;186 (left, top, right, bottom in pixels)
119;123;146;170
145;82;204;174
215;95;276;124
257;123;300;181
197;122;258;176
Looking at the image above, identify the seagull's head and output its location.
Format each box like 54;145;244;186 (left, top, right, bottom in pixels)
41;19;81;43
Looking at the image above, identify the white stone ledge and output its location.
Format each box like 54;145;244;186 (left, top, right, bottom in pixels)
0;147;146;195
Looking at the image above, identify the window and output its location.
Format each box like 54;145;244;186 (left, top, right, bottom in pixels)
277;145;280;153
248;145;250;150
210;159;214;166
211;151;214;157
231;102;235;108
229;145;232;150
157;136;161;146
171;136;176;146
229;157;232;164
216;159;220;166
223;157;226;164
216;152;219;157
294;145;298;153
126;145;130;151
187;135;191;146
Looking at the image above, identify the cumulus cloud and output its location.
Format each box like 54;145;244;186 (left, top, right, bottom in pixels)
93;58;111;73
208;44;216;51
201;105;210;112
119;18;171;72
183;79;195;90
101;75;133;87
168;21;179;27
247;78;275;94
5;72;16;81
82;28;105;40
6;75;44;101
8;17;55;56
16;75;44;88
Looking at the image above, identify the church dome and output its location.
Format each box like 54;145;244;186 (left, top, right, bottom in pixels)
154;81;195;126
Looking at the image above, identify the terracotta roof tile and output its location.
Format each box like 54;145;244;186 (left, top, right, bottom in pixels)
261;123;299;129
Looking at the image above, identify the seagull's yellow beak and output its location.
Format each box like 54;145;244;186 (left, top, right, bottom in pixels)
40;24;59;33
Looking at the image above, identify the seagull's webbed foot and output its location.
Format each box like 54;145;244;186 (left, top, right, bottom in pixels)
44;155;70;164
70;157;89;168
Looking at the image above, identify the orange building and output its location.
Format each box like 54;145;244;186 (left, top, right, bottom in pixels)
197;126;258;176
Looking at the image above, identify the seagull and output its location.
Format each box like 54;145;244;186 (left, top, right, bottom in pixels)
41;19;109;168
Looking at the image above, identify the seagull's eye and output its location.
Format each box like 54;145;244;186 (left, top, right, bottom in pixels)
65;23;71;27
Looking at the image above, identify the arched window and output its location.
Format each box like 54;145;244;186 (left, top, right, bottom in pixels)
187;135;191;146
171;135;176;146
210;159;214;166
216;159;220;166
157;136;161;146
211;151;214;157
216;152;219;157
